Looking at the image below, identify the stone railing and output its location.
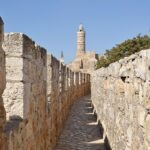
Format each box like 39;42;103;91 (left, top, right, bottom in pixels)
0;17;90;150
91;49;150;150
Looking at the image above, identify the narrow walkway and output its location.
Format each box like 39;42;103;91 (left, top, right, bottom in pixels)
55;95;106;150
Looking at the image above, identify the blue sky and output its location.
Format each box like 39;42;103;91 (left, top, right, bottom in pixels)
1;0;150;63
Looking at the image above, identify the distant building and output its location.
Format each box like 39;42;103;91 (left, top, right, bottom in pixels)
68;24;98;73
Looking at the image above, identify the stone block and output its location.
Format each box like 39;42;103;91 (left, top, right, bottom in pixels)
3;33;23;57
5;57;23;81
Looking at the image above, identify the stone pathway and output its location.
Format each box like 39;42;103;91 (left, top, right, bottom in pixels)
55;95;106;150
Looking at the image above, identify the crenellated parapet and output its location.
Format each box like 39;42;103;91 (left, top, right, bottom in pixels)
46;54;90;149
0;18;90;149
3;33;47;120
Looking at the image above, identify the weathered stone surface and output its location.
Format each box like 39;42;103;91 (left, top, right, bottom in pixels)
1;29;90;149
3;82;24;119
3;33;47;120
91;49;150;150
2;33;47;150
46;54;91;149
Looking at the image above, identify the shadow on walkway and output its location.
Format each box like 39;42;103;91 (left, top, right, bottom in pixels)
55;95;106;150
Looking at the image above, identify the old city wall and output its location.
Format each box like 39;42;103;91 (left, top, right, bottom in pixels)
3;33;47;120
46;55;90;148
91;49;150;150
3;33;47;150
0;25;90;149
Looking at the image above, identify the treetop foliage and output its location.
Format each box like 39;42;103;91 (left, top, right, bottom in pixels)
96;34;150;69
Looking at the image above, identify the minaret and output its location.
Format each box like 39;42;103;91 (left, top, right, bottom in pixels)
60;51;64;64
76;24;86;57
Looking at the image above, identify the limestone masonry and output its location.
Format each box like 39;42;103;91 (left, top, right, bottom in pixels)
0;17;90;149
91;50;150;150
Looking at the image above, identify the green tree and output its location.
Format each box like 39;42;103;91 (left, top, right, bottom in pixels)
96;34;150;69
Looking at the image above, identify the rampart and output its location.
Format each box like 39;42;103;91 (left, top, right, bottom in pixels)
91;49;150;150
46;54;90;148
0;17;90;150
3;33;47;120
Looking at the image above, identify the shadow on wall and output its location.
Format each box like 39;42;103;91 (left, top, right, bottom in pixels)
55;95;106;150
4;115;23;135
97;120;112;150
92;105;112;150
104;136;112;150
98;121;104;139
83;96;107;149
85;96;113;150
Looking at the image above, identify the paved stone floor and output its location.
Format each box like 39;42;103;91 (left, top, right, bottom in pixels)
55;95;106;150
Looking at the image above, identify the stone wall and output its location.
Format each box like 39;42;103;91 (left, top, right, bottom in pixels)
0;17;6;150
3;33;47;120
46;54;90;149
2;33;47;150
1;32;90;149
91;49;150;150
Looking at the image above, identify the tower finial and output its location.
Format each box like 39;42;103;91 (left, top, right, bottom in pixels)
61;51;64;59
60;51;64;64
79;24;84;31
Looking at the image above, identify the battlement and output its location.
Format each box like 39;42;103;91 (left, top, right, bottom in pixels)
3;33;47;119
0;18;91;150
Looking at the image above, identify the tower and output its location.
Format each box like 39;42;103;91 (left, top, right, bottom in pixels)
69;24;98;73
76;24;86;57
